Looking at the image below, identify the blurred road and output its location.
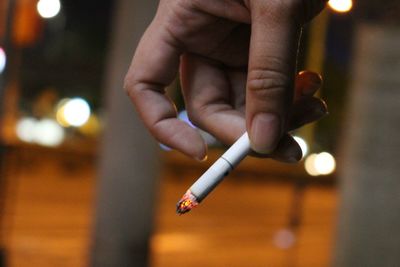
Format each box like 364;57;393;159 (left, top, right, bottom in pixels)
1;148;337;267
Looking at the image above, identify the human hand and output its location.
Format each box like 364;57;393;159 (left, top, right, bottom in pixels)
124;0;328;161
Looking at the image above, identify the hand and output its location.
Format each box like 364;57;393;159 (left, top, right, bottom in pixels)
124;0;328;160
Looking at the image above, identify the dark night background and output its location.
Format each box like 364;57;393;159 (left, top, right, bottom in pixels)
19;0;114;110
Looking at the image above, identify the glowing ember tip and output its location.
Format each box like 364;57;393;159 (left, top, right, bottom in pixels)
176;190;198;215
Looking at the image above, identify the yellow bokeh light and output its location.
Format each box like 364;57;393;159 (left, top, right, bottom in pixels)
328;0;353;13
305;153;320;176
56;103;69;127
78;114;101;136
56;98;91;127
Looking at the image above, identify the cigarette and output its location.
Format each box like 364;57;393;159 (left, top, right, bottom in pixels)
176;132;251;214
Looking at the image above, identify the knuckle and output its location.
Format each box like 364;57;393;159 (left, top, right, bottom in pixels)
123;72;148;100
255;0;296;20
123;74;136;96
247;67;290;94
254;0;324;24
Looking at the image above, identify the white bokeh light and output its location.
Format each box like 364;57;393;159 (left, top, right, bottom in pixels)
305;152;336;176
0;47;6;74
62;98;91;127
328;0;353;13
34;119;65;147
293;136;308;158
16;117;38;143
16;118;65;147
37;0;61;19
314;152;336;175
305;153;319;176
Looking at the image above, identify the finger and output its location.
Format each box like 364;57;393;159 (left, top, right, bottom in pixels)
270;134;303;163
294;71;323;101
288;97;328;131
252;133;302;162
246;0;302;154
181;54;247;146
191;0;251;24
124;19;206;160
250;97;327;159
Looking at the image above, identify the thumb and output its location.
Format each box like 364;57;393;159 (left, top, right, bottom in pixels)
246;0;325;154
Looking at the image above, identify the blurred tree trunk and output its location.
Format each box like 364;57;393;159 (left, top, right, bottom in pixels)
335;3;400;266
90;0;159;267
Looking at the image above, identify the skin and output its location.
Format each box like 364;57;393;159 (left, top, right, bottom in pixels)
124;0;328;161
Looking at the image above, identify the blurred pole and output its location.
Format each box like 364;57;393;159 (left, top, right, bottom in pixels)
90;0;159;266
335;3;400;266
0;1;14;266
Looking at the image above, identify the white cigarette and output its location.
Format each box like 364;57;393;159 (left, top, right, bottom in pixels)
176;132;251;214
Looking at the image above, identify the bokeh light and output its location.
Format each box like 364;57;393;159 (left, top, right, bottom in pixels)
34;119;65;147
273;229;296;249
56;98;70;127
16;117;37;143
314;152;336;175
305;152;336;176
0;47;6;74
305;153;319;176
58;98;91;127
78;114;101;136
16;117;65;147
328;0;353;13
37;0;61;19
293;136;308;158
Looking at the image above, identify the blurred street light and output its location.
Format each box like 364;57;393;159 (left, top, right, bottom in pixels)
16;117;37;143
305;153;319;176
78;114;102;137
37;0;61;19
314;152;336;175
34;119;65;147
305;152;337;176
328;0;353;13
0;47;6;74
56;98;70;127
16;117;65;147
57;98;91;127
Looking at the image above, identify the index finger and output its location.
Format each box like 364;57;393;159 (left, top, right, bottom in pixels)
124;19;207;160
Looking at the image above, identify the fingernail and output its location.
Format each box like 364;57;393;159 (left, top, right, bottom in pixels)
314;102;328;116
281;137;302;163
286;146;302;163
292;101;328;130
308;72;323;85
309;100;328;118
250;113;281;154
316;100;328;116
195;154;208;162
303;72;323;95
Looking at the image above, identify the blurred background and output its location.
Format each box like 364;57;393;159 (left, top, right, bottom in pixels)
0;0;399;266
